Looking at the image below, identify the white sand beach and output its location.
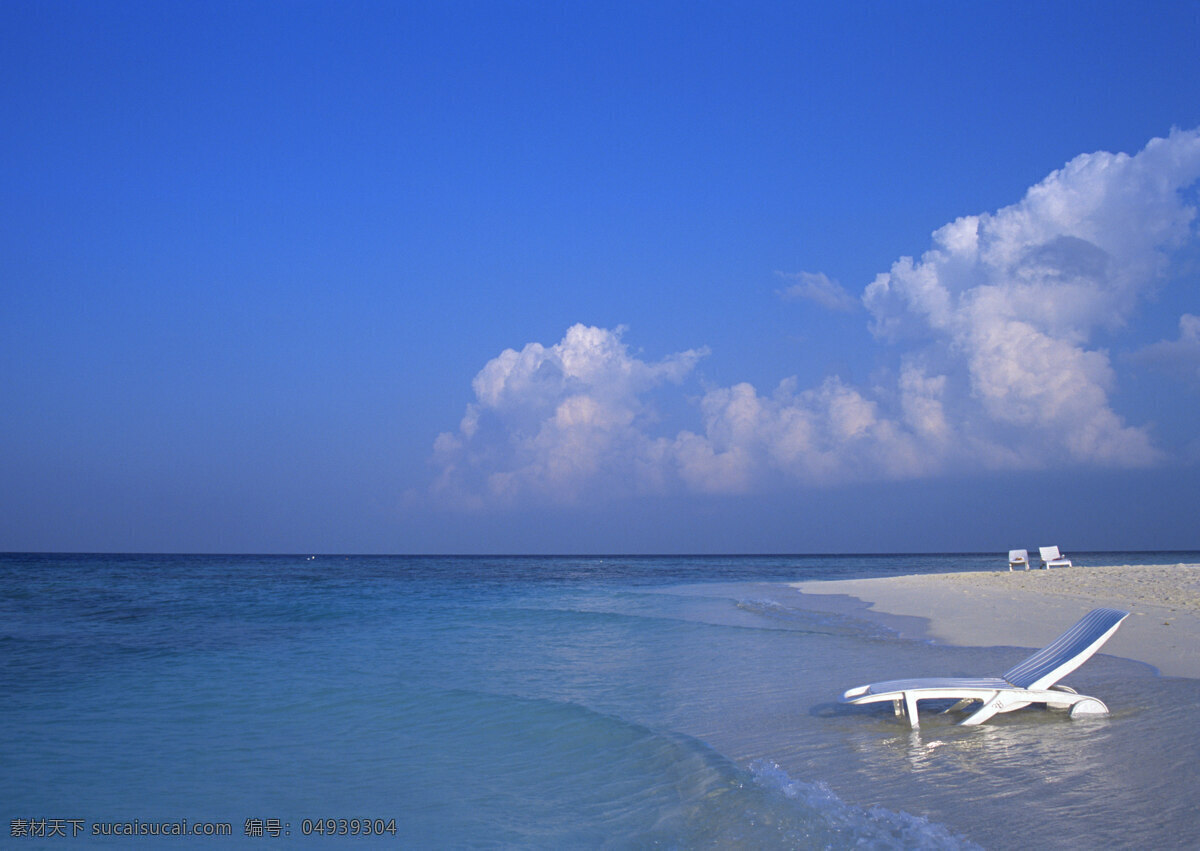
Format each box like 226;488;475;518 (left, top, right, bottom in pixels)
793;563;1200;679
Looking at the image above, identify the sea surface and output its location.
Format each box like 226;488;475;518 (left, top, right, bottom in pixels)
4;552;1199;849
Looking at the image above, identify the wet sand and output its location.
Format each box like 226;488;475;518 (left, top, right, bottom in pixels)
792;563;1200;678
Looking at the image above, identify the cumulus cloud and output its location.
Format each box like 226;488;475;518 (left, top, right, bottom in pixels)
776;271;859;311
670;368;958;492
431;324;708;504
862;127;1200;466
432;128;1200;505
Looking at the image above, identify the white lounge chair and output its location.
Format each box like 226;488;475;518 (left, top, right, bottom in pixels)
1008;549;1029;570
841;607;1129;727
1039;545;1072;568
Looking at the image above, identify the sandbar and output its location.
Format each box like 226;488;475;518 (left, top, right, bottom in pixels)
792;563;1200;679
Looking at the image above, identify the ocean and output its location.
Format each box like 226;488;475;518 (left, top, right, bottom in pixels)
4;552;1199;849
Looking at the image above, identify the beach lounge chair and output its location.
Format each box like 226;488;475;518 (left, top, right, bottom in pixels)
841;607;1129;727
1039;545;1072;568
1008;549;1029;570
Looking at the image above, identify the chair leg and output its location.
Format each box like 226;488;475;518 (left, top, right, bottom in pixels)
904;692;920;728
960;693;1004;725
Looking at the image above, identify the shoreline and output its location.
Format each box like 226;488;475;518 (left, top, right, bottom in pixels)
791;563;1200;679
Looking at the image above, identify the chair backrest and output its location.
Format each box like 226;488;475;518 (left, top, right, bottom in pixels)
1003;608;1129;690
1009;549;1028;564
1039;545;1062;561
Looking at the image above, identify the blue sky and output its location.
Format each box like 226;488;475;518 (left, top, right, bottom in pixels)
3;1;1199;553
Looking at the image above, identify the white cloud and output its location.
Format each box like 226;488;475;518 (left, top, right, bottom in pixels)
863;127;1200;467
672;373;951;490
776;271;860;312
431;324;708;504
431;128;1200;505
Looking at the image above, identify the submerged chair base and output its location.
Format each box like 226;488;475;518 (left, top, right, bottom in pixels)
842;680;1111;728
841;608;1129;728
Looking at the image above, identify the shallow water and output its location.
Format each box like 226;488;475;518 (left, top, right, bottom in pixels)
3;553;1198;848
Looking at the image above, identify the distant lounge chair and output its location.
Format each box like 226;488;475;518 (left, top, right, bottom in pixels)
1008;549;1029;570
841;607;1129;727
1039;545;1072;568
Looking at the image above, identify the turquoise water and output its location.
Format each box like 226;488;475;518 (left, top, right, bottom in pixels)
4;553;1199;848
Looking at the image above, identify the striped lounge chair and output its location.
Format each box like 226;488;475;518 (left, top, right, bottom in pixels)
841;608;1129;727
